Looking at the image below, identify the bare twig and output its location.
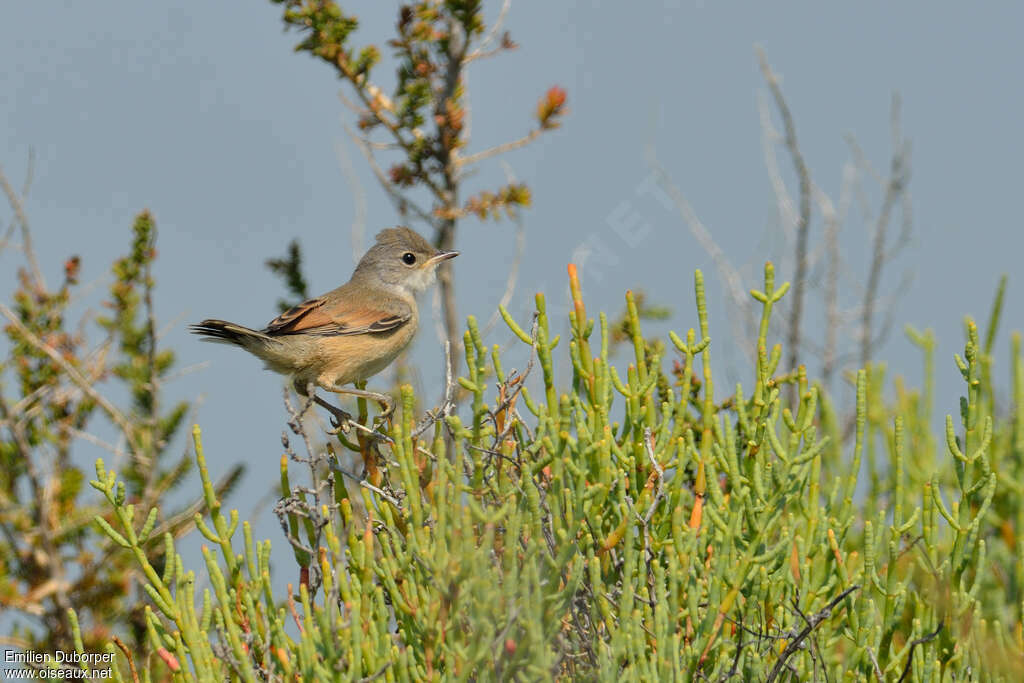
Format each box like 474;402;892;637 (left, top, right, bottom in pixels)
897;622;942;683
0;415;73;619
287;584;305;635
63;425;131;460
1;150;34;258
160;361;211;383
756;48;812;386
456;129;540;168
112;636;141;683
845;136;885;187
357;662;393;683
345;125;435;225
466;0;511;62
814;165;853;386
0;302;141;457
860;94;910;370
644;146;755;359
866;646;884;682
641;428;665;525
765;585;859;683
412;341;456;438
0;161;45;290
359;479;401;508
757;93;799;243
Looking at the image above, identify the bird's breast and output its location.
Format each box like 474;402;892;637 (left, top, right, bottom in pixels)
315;317;418;387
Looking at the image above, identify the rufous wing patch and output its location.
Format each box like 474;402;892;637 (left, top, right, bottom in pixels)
264;298;409;336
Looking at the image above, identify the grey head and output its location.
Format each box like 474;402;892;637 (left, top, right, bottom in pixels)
351;227;458;294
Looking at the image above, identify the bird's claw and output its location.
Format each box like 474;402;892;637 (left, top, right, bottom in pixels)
371;401;394;428
327;411;353;435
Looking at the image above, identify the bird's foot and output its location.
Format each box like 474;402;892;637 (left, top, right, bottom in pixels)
325;407;354;435
369;398;395;430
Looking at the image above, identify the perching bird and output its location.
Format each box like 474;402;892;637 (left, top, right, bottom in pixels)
190;227;457;430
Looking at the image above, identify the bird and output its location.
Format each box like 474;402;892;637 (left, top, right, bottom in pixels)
190;227;457;431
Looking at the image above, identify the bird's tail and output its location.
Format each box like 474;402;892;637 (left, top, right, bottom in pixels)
190;319;276;351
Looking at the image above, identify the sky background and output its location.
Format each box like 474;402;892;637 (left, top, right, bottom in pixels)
3;1;1023;639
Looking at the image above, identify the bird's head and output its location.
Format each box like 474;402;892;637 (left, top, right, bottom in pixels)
353;226;458;294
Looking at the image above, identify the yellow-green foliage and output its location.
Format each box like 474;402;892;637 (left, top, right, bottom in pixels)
80;264;1024;681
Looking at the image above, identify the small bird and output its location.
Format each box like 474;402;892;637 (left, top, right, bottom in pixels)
190;227;457;430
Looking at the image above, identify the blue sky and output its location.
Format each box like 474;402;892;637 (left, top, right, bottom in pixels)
2;1;1022;624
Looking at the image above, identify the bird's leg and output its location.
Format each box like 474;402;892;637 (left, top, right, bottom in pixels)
325;386;395;427
295;379;354;434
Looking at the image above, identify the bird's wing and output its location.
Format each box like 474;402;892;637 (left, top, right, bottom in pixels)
264;296;410;336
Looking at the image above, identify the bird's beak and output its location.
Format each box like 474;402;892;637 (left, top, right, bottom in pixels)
427;250;459;265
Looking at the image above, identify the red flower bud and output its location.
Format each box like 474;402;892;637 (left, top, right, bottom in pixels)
537;86;568;130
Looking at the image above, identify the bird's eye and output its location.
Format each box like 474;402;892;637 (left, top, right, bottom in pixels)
402;252;417;265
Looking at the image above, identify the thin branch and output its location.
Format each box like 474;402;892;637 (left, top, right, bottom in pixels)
0;302;141;457
456;129;540;169
0;161;45;290
358;478;401;508
756;48;812;384
896;622;942;683
336;87;370;118
413;340;456;439
345;124;435;225
287;584;305;635
644;146;755;357
641;429;665;525
464;44;510;64
338;56;449;202
860;94;909;370
814;164;853;387
112;636;141;683
757;93;798;243
160;360;211;384
63;425;131;460
466;0;511;62
335;67;411;158
1;150;34;258
845;135;885;187
866;647;884;682
357;662;393;683
0;411;74;627
766;585;860;683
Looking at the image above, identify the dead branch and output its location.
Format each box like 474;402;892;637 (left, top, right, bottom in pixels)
756;48;812;386
860;94;911;370
0;161;45;290
766;585;859;683
0;302;142;457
